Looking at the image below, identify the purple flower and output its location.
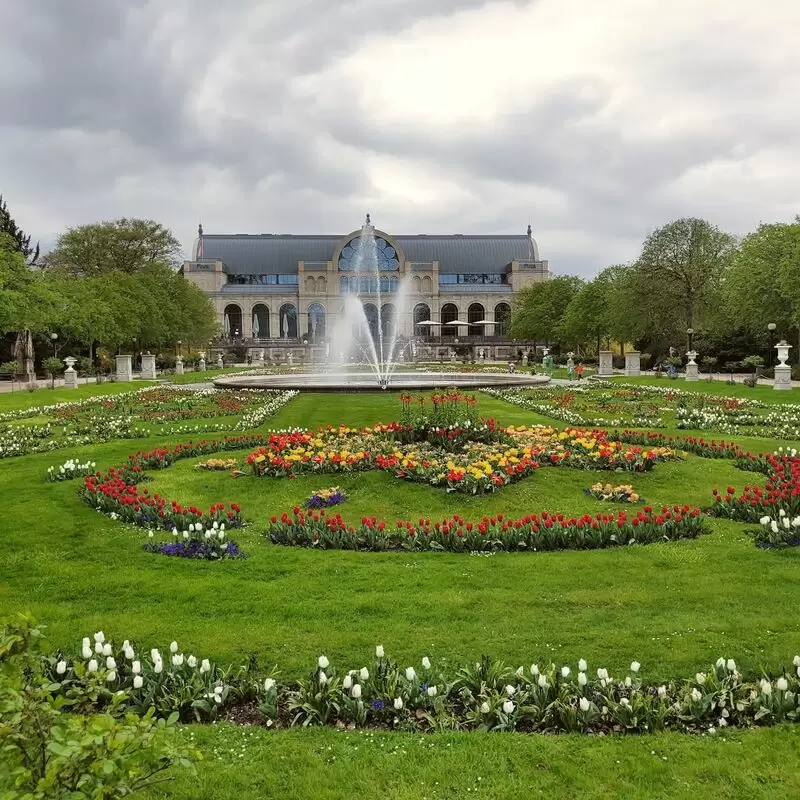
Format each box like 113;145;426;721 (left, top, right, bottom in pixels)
144;537;247;560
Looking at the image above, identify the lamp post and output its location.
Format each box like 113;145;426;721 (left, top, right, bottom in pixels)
176;340;182;357
686;328;694;353
50;332;58;357
767;323;776;368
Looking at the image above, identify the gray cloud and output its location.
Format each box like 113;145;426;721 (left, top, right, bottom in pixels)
1;0;798;275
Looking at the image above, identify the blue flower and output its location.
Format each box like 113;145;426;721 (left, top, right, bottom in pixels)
372;699;384;710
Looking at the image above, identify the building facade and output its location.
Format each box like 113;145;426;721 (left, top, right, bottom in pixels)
182;221;549;351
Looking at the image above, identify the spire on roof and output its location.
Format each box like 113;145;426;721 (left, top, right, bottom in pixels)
527;223;532;237
198;223;204;237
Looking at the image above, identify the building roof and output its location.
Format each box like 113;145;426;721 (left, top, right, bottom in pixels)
197;233;538;275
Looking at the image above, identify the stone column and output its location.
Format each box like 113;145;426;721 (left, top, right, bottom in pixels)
63;356;78;389
625;351;641;377
175;355;184;375
774;341;792;391
685;351;699;382
141;353;157;380
115;355;133;382
598;351;613;377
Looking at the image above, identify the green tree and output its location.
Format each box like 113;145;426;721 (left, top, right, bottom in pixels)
0;235;55;334
636;218;736;331
41;218;183;276
510;276;582;342
0;194;39;264
559;268;621;354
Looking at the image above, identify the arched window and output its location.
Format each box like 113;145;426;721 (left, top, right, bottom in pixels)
338;235;399;272
316;276;326;293
440;303;459;330
278;304;298;339
362;303;379;343
305;275;316;292
413;303;431;337
381;303;395;340
307;303;325;342
251;304;270;339
495;303;511;337
223;304;243;339
422;275;432;293
468;302;485;336
412;276;421;293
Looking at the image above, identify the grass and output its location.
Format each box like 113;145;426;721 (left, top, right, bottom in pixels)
0;380;157;412
607;375;799;404
4;381;800;797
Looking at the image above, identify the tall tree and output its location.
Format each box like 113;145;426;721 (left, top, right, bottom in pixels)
0;194;39;264
510;276;582;342
41;218;183;276
559;268;618;354
0;234;53;333
636;218;736;330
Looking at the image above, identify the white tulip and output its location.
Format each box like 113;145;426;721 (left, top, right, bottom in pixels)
480;701;490;714
578;672;587;687
56;660;67;675
657;685;667;699
718;717;728;727
188;523;195;533
760;515;771;525
102;643;112;657
170;641;179;654
691;688;702;702
579;697;590;712
88;659;98;673
82;636;91;650
133;675;143;689
360;667;369;681
726;659;736;673
132;660;141;675
123;645;134;661
537;674;548;688
187;655;197;668
561;666;570;678
630;661;641;673
394;697;403;710
183;531;189;540
106;656;116;670
82;644;92;660
318;655;329;669
94;641;104;655
597;668;609;681
716;657;725;668
427;686;437;697
264;678;276;692
695;673;706;685
154;660;163;674
505;684;516;696
578;659;587;672
760;679;772;696
422;657;431;670
351;684;362;699
318;671;328;685
376;645;384;658
406;667;416;681
213;521;219;530
200;659;211;674
342;675;353;690
624;677;632;688
530;664;539;677
94;631;105;644
793;655;800;668
106;670;116;682
777;677;788;692
620;697;630;707
502;699;514;714
150;649;160;663
172;654;184;667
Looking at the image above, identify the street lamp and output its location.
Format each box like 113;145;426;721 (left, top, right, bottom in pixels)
686;328;694;352
768;323;776;368
50;332;58;357
176;340;182;356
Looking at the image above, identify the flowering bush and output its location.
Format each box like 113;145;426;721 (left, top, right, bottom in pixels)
45;458;96;482
585;483;641;503
265;504;705;553
37;625;800;735
304;487;347;509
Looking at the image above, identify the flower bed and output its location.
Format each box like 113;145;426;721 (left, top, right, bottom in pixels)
194;458;238;471
585;483;641;503
46;458;97;482
39;626;800;734
304;487;347;509
265;505;705;552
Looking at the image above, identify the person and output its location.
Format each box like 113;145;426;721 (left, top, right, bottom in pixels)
527;348;535;365
567;361;574;380
517;349;523;364
576;362;584;380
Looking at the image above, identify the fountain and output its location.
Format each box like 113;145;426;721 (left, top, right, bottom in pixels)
214;215;550;393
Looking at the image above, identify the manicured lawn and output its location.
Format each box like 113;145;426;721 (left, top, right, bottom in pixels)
4;381;800;798
0;380;156;412
607;375;799;405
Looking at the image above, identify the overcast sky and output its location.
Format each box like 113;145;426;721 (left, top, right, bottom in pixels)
1;0;798;276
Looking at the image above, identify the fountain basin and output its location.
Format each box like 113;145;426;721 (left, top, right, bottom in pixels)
213;371;551;392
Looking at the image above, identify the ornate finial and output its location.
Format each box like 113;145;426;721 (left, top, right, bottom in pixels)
366;213;371;225
527;223;532;237
198;223;204;237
